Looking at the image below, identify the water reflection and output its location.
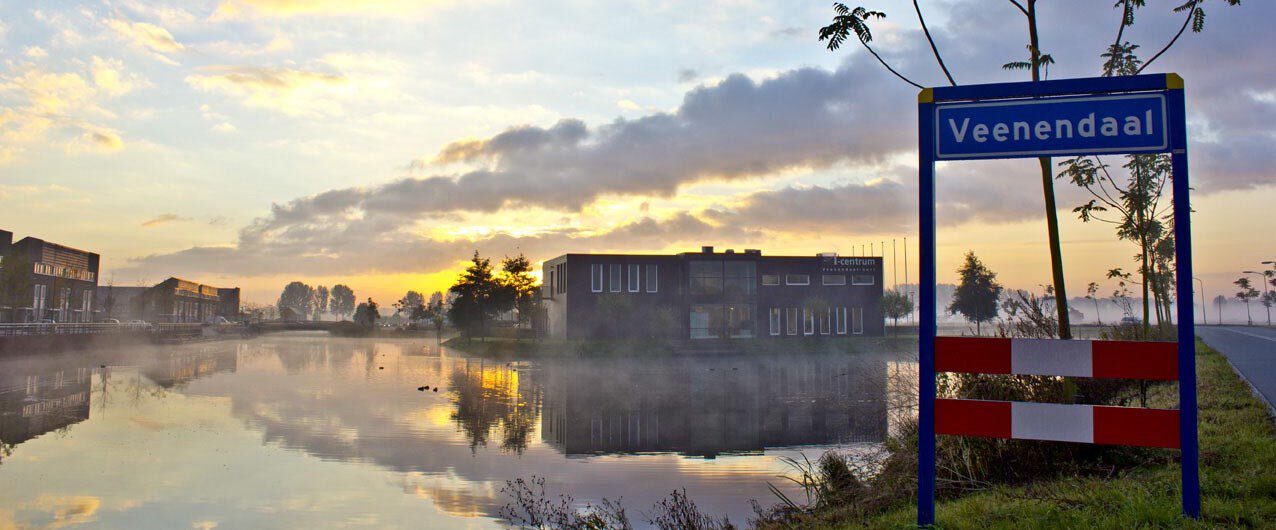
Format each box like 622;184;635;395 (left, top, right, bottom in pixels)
0;335;915;529
0;363;91;448
538;357;888;457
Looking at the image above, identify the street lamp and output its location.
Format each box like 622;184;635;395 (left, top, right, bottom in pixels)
1193;277;1207;326
1243;270;1272;327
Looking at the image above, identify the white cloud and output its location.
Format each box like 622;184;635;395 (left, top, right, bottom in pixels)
213;122;237;133
105;18;185;64
24;46;49;58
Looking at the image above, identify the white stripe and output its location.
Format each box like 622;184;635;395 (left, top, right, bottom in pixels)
1011;402;1094;444
1011;338;1093;377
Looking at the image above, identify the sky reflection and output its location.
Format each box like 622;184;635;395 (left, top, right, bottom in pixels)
0;334;914;528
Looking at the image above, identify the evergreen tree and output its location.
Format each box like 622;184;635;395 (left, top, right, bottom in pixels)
448;252;503;341
948;252;1003;336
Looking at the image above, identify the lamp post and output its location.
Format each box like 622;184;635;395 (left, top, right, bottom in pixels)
1243;270;1271;327
1193;277;1207;326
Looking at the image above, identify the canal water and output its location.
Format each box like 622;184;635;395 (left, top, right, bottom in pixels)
0;332;915;529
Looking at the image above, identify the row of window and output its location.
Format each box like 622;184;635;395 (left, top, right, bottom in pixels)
768;306;864;336
760;274;875;286
590;264;660;293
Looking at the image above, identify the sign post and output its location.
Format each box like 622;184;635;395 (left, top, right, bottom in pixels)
916;73;1197;526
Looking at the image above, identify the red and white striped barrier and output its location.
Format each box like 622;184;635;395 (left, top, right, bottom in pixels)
935;337;1177;380
935;398;1179;448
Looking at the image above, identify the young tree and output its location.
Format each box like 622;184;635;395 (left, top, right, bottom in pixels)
880;290;913;336
1235;277;1259;326
821;1;1241;340
499;253;539;329
1085;281;1103;325
315;285;330;320
948;252;1003;336
448;252;504;341
1212;294;1227;324
277;282;316;320
330;284;356;320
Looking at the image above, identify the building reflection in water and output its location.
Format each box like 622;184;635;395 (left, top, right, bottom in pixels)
0;365;92;450
445;354;893;458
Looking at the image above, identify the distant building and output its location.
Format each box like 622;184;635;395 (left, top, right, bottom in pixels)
0;229;100;323
128;277;241;323
541;246;884;340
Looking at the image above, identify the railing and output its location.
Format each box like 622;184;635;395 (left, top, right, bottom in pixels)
0;322;200;337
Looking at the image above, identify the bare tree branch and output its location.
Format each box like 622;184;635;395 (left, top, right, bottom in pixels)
1008;0;1029;17
1136;1;1197;74
914;0;957;86
862;41;925;89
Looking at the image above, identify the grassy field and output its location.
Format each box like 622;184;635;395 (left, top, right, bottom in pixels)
825;340;1276;529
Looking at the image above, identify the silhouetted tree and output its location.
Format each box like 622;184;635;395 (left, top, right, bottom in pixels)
1235;277;1259;326
949;252;1003;336
277;282;316;320
315;285;330;320
880;290;913;336
330;284;356;320
353;298;380;329
1085;281;1103;325
1212;294;1227;324
395;291;425;318
449;252;504;341
499;253;539;329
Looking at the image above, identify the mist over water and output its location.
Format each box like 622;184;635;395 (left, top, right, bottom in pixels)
0;333;915;529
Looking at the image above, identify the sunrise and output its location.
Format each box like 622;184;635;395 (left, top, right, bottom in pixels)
1;1;1274;529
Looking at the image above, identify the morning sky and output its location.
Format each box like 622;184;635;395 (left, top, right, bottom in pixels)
2;0;1272;306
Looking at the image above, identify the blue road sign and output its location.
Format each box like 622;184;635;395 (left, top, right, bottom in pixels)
935;93;1168;160
916;73;1197;527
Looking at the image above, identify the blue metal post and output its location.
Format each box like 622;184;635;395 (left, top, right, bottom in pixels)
917;89;937;527
1167;74;1200;519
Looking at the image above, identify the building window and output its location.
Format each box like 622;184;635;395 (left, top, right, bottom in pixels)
835;307;848;334
628;264;640;292
803;308;815;335
723;261;756;299
725;304;754;338
822;274;846;286
689;261;723;297
33;284;47;311
591;264;603;292
785;308;798;335
851;274;875;285
557;263;566;294
820;308;831;335
761;274;780;286
689;304;719;339
786;274;810;286
645;265;658;293
610;264;622;292
852;307;864;334
769;308;781;336
548;269;556;298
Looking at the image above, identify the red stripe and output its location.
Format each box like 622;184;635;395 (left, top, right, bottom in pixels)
1093;406;1180;448
935;337;1011;375
935;399;1011;439
1092;341;1178;381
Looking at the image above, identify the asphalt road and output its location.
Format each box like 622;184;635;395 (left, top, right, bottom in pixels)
1197;326;1276;412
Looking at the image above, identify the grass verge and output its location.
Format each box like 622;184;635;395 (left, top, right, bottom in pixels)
823;339;1276;529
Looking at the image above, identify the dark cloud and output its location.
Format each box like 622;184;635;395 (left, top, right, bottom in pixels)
677;68;699;82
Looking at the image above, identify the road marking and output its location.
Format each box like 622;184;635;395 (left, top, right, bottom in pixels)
1222;328;1276;343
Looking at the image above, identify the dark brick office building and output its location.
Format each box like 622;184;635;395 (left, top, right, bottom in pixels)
542;246;884;340
0;229;100;323
130;277;241;323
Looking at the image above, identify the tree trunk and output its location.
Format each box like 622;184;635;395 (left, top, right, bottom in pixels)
1028;0;1072;340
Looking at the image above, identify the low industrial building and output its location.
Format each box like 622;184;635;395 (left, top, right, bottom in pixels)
126;278;241;323
541;246;884;340
0;229;100;323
